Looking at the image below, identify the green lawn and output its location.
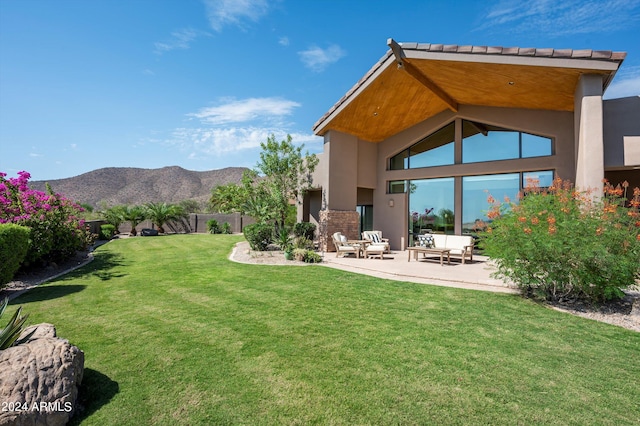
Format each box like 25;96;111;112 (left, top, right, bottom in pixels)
8;234;640;425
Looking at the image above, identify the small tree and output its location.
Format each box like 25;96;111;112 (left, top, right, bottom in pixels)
100;204;127;234
254;134;318;233
145;202;187;234
123;205;146;236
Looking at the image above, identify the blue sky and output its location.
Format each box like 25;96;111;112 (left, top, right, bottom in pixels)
1;0;639;181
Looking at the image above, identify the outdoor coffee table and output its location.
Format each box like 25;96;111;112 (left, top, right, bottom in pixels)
406;247;451;266
347;240;371;258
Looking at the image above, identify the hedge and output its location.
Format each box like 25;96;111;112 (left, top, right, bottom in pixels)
0;224;31;286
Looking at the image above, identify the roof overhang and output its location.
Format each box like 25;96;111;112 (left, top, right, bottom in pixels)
313;40;626;142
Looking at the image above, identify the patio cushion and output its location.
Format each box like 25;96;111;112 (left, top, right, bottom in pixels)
417;234;434;248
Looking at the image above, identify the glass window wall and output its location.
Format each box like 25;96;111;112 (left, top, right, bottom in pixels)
462;170;554;234
390;122;454;170
390;120;552;170
409;178;455;239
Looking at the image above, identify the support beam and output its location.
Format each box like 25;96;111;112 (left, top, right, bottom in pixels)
387;38;459;112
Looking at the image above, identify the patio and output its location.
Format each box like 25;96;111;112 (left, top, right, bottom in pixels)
321;249;517;294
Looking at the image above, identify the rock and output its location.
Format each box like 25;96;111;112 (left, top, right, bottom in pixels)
0;323;84;426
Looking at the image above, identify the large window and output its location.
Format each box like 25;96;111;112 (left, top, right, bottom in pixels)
390;122;454;170
409;178;455;237
462;170;554;233
462;120;552;163
462;174;520;232
390;120;552;170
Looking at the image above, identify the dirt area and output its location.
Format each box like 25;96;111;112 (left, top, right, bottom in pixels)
3;240;639;333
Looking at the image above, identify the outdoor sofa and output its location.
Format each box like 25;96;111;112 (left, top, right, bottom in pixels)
416;233;474;264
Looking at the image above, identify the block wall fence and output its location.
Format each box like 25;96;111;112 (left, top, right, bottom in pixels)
86;213;255;236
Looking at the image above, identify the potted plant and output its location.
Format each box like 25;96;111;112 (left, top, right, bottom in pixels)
278;229;294;260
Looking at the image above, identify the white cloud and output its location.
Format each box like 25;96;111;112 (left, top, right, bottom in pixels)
154;28;201;54
168;127;322;156
476;0;640;36
298;44;347;72
278;36;289;46
604;66;640;99
203;0;271;31
189;97;301;125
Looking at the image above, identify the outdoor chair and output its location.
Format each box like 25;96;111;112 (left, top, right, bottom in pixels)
361;230;390;253
332;232;360;258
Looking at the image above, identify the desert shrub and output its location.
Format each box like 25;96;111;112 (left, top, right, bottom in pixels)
293;222;316;240
292;248;307;262
207;219;220;234
243;223;274;251
100;224;116;240
294;235;314;250
221;222;232;234
303;250;322;263
0;224;30;286
0;171;92;266
480;178;640;303
277;228;293;252
292;248;322;263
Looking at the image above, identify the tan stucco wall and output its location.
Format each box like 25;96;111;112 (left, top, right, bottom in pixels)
324;131;359;211
357;139;377;189
574;74;604;192
603;96;640;168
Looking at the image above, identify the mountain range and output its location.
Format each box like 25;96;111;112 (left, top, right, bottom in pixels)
30;166;248;209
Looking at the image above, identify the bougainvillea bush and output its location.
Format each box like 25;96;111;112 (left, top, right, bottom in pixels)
0;171;93;268
480;178;640;303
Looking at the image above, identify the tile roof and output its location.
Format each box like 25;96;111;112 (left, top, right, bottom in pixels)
398;42;627;61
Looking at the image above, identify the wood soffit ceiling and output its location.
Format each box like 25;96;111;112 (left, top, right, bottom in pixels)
314;42;625;143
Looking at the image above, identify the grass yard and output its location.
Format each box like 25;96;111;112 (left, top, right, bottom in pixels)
7;234;640;425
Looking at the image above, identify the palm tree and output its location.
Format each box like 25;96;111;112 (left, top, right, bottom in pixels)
144;202;187;234
124;205;146;236
100;205;127;234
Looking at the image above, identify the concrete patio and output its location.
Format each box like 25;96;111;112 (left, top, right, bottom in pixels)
321;249;518;294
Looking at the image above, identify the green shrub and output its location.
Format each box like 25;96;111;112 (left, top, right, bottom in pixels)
293;222;316;240
294;235;314;250
207;219;220;234
277;228;292;252
303;250;322;263
100;224;116;240
292;248;322;263
0;224;30;286
480;178;640;303
221;222;232;234
243;223;274;251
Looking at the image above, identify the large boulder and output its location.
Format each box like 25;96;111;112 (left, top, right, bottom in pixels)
0;323;84;426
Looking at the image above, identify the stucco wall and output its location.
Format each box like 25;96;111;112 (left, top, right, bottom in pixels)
325;131;358;211
574;74;604;192
603;96;640;168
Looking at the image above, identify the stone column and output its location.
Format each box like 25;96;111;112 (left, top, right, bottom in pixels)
319;210;360;252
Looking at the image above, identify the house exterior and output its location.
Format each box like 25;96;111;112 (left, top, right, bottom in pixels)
301;40;640;251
